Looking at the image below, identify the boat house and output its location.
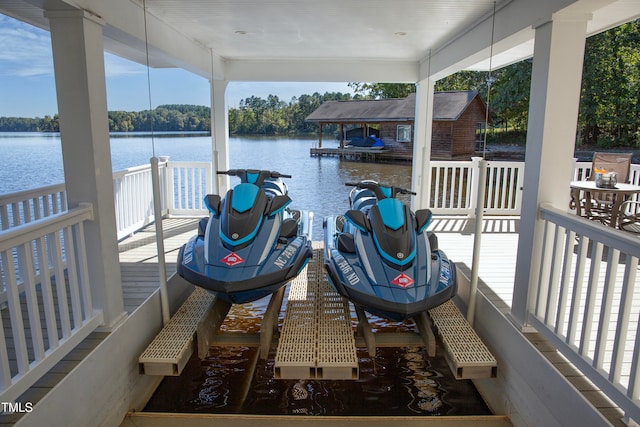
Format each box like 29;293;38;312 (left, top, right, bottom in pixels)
306;91;489;160
1;1;640;426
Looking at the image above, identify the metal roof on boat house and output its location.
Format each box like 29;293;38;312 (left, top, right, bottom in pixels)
305;90;483;123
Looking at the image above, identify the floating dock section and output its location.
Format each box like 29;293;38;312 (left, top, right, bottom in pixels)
274;246;359;380
429;300;497;379
139;244;496;382
138;287;215;376
310;147;412;162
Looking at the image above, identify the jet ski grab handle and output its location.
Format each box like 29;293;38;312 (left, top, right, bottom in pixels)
344;181;416;200
217;169;292;186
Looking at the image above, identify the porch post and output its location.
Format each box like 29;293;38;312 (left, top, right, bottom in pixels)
411;77;435;210
211;79;229;194
46;9;126;328
510;13;590;328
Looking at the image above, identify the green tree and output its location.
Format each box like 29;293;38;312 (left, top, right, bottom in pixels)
490;60;532;131
348;82;415;99
435;71;492;93
579;19;640;146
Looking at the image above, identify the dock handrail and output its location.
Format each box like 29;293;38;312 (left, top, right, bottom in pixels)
112;160;212;239
429;158;525;216
531;203;640;424
3;161;640;237
0;183;67;231
0;204;103;403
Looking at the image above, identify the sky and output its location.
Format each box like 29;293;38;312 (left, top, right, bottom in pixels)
0;14;354;118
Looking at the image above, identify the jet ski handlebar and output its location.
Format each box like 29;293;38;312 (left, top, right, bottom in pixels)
217;169;292;185
344;181;416;199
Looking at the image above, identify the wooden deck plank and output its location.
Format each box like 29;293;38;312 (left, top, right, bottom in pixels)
118;218;199;313
431;216;519;310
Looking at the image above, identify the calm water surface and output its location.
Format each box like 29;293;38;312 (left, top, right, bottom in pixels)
0;132;412;238
0;132;488;416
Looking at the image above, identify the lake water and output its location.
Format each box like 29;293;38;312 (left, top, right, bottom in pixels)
0;132;412;238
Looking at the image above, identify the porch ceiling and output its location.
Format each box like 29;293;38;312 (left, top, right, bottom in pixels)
2;0;639;81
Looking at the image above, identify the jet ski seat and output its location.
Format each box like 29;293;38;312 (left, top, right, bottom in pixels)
280;218;299;239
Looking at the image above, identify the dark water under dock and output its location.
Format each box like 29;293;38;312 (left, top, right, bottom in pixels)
144;296;491;416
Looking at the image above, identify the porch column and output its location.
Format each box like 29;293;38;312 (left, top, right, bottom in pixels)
211;79;229;194
511;14;590;327
411;77;435;210
46;9;126;328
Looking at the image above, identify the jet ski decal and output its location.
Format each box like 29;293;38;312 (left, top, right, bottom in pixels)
391;273;414;288
221;251;245;266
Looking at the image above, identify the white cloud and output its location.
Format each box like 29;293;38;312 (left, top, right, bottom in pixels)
0;15;145;79
104;53;146;78
0;16;53;77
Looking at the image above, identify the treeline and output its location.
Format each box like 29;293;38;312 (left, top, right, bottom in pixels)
228;92;358;135
107;104;210;132
0;115;59;132
0;94;356;136
0;104;211;133
579;19;639;147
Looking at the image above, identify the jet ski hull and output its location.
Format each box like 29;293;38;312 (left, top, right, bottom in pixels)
324;243;456;321
178;233;312;304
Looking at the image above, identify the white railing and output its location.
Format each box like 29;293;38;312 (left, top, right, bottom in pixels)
429;160;475;215
165;161;212;216
0;204;103;403
530;204;640;424
113;164;158;240
0;161;212;240
113;160;212;240
429;158;524;216
0;184;67;231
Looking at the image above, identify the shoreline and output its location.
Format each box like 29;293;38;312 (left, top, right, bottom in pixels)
484;143;640;164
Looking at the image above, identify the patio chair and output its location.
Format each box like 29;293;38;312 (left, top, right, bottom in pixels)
579;152;633;224
619;200;640;233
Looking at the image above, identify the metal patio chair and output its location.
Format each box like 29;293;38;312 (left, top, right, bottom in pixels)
619;199;640;233
578;152;633;225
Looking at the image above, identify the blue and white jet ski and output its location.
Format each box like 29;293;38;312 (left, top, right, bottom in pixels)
323;181;456;321
177;169;313;304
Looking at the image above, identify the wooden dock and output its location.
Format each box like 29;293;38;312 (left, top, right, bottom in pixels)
310;147;412;162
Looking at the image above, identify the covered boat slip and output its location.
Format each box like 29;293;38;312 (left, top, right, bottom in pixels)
116;214;637;427
0;212;632;427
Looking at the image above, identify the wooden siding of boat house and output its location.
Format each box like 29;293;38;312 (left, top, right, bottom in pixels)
306;91;489;160
433;94;489;159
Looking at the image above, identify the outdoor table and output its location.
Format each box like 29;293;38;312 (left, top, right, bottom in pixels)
570;180;640;229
